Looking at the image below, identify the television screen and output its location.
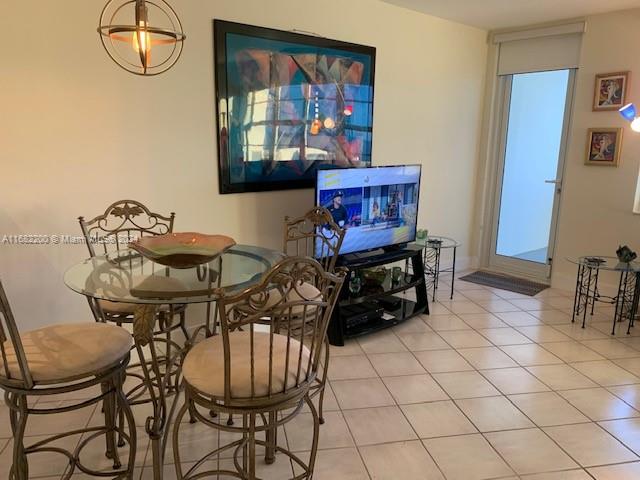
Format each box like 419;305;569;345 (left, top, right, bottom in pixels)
316;165;421;256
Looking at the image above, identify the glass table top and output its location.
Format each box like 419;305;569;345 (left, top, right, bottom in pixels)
415;235;460;249
64;245;284;304
567;256;640;272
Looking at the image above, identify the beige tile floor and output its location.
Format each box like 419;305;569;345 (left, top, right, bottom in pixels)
4;272;640;479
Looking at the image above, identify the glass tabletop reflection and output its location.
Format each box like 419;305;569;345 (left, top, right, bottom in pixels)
567;256;640;272
64;245;284;305
415;235;460;249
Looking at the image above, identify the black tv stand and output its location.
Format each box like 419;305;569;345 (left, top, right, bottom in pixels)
341;249;386;262
383;242;408;252
328;244;429;346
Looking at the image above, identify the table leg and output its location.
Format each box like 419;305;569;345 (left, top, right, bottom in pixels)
133;305;184;480
433;247;441;302
571;265;583;324
423;247;436;302
613;272;626;336
612;270;638;336
571;265;597;329
450;246;457;300
581;267;592;329
626;273;640;335
591;269;600;316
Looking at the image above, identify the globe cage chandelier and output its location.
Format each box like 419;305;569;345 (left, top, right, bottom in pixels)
98;0;186;76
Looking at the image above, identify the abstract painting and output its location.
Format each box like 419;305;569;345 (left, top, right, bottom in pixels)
214;20;376;194
593;72;629;111
586;128;622;166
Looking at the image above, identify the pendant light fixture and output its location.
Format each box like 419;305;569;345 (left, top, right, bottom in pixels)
98;0;186;76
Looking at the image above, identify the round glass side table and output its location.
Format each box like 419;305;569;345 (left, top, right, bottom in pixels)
415;235;461;301
567;256;640;335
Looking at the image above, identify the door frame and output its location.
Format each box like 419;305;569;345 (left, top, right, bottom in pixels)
482;69;577;282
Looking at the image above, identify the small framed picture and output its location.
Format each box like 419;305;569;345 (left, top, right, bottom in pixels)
586;128;623;166
593;71;630;111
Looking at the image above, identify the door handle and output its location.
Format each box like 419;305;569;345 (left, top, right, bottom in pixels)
545;179;562;193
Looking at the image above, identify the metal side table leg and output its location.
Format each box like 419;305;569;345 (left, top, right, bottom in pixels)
450;246;457;300
582;267;593;329
571;265;583;324
628;273;640;334
433;246;441;302
612;271;627;336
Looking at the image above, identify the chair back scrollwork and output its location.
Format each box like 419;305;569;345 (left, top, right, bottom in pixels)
215;256;345;405
78;199;175;257
283;207;345;273
0;280;33;389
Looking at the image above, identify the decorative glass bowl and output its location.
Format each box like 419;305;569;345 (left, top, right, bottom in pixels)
129;232;236;269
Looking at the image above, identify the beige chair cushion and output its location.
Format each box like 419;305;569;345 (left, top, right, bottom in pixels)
183;331;311;399
1;323;133;383
263;282;321;317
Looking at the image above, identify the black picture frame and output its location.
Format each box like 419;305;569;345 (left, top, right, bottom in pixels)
213;19;377;194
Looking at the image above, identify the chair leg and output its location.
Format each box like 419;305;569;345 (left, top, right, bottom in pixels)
10;395;29;480
304;394;321;480
318;336;331;424
188;403;197;424
172;397;191;480
265;411;277;464
8;393;18;436
241;414;248;475
101;380;122;469
117;405;126;447
115;372;137;480
179;309;190;341
248;413;257;480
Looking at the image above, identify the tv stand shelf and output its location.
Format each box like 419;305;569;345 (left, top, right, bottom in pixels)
328;244;429;346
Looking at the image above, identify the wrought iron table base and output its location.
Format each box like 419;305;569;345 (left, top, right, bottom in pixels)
423;243;457;301
131;304;207;480
572;263;640;335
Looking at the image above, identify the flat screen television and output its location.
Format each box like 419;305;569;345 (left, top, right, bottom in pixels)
315;165;421;256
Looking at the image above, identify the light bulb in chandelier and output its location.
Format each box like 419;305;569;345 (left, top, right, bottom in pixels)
98;0;186;76
132;22;151;52
131;21;152;69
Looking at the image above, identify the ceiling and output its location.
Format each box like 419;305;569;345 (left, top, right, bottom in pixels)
380;0;640;30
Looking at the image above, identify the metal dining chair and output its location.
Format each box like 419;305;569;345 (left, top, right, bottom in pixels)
280;206;345;423
78;200;189;404
78;199;188;335
172;256;345;480
0;279;136;479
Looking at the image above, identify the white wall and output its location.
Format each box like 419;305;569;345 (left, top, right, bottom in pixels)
552;9;640;293
0;0;487;329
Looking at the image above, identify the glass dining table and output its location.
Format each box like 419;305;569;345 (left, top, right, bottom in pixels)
64;244;284;480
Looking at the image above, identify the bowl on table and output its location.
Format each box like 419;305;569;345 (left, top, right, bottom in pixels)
129;232;236;269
